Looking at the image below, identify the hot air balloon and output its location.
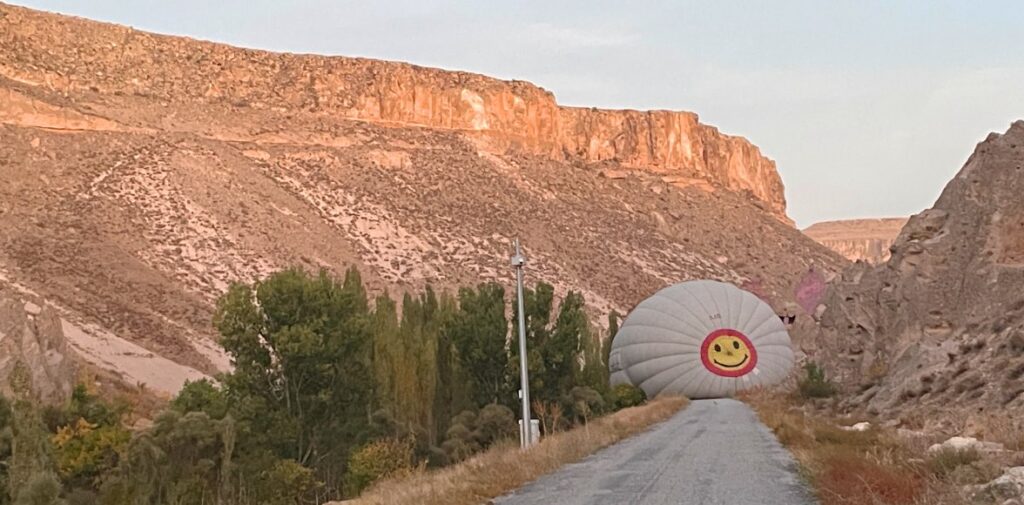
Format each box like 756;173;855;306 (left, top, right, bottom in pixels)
609;280;794;399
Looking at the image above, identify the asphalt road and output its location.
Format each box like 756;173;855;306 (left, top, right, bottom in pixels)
495;398;818;505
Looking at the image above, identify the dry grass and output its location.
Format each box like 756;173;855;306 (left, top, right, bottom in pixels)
740;389;970;505
344;396;687;505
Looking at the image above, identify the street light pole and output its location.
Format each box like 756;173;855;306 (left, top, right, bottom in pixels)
511;238;532;448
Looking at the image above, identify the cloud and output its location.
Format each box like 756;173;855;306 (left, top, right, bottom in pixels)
523;22;638;49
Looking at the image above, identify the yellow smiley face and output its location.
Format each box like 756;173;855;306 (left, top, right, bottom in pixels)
700;330;758;377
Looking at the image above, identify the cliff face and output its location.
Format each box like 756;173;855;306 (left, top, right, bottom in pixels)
803;218;908;263
804;122;1024;429
0;2;788;221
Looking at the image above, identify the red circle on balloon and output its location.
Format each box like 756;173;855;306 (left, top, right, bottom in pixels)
700;328;758;377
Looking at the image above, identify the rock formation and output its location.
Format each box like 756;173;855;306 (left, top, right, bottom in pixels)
803;218;908;263
0;2;788;222
0;290;75;403
0;3;844;393
805;122;1024;428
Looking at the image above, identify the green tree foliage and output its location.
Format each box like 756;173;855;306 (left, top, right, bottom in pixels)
171;380;229;420
214;267;373;471
99;410;236;505
446;283;510;407
576;329;609;396
510;284;594;404
604;310;620;369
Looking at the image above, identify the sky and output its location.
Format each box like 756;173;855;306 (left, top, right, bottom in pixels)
13;1;1024;227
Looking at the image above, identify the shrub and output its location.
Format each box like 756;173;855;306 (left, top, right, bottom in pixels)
261;459;320;505
819;453;922;505
608;384;646;410
798;362;836;398
15;472;67;505
563;386;605;424
344;438;414;496
925;447;982;478
475;404;517;446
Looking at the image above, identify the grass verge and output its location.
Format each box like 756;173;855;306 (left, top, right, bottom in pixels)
738;389;1020;505
345;396;687;505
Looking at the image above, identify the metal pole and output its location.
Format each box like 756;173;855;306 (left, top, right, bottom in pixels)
511;238;532;448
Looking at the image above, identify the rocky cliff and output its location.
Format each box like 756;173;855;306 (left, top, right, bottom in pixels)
0;2;788;221
805;122;1024;429
803;218;908;263
0;289;75;403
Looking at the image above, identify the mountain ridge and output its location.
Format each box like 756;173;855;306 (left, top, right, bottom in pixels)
0;1;789;222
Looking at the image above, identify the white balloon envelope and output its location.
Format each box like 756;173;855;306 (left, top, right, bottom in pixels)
609;280;794;399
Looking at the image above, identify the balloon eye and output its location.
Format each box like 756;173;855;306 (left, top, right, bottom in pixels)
713;344;722;353
733;341;741;350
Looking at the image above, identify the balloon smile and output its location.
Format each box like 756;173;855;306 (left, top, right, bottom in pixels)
712;355;749;368
700;328;758;377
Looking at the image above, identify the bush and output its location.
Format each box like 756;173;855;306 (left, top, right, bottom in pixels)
15;472;66;505
344;438;414;496
475;404;517;446
608;384;646;410
925;447;982;478
563;386;605;424
260;459;320;505
798;362;836;398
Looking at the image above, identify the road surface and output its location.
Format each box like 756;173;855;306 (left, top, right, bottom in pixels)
495;398;817;505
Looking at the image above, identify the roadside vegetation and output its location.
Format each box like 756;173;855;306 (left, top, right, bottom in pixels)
0;266;641;504
348;395;686;505
742;364;1024;505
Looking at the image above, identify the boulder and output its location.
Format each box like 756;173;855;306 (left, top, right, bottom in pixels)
928;436;1004;455
971;467;1024;503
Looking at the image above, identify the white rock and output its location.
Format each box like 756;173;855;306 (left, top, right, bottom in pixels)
23;301;42;316
841;422;871;432
928;436;1005;454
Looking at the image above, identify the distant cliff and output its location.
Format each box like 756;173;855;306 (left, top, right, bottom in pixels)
0;2;788;221
803;218;907;263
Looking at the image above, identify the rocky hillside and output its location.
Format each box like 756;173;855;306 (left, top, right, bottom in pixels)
803;218;907;263
0;3;789;222
806;122;1024;430
0;3;844;397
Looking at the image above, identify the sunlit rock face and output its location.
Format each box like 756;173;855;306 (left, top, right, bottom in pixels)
0;2;789;223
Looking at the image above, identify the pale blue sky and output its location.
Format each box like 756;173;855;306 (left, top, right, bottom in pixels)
14;1;1024;227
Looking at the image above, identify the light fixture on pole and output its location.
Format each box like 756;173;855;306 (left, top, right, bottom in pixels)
511;238;533;448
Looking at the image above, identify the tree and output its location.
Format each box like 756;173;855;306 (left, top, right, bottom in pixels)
171;379;229;421
446;283;510;407
604;310;620;369
214;267;374;494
